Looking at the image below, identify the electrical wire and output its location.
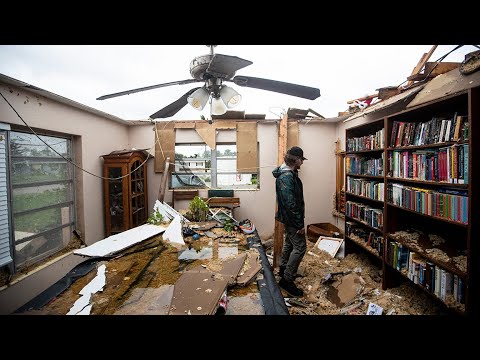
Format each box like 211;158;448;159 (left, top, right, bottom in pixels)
1;91;153;181
398;45;465;90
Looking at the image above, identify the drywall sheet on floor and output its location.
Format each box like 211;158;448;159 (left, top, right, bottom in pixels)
74;224;165;257
67;264;106;315
236;122;257;173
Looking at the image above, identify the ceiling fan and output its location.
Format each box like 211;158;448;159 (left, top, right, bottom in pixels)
97;45;321;119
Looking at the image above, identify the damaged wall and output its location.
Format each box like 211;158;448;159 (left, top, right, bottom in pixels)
0;81;130;245
128;120;337;240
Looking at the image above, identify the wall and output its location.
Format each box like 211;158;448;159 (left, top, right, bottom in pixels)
127;120;338;240
0;83;130;245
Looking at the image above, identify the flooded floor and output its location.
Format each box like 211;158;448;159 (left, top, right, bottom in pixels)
20;226;265;315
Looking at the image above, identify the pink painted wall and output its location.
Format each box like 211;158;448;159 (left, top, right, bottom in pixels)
0;83;129;245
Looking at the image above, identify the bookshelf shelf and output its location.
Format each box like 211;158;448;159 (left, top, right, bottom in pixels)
345;148;384;155
384;262;465;315
345;192;383;204
345;235;382;260
346;174;383;180
387;140;468;151
345;215;383;234
386;235;466;279
386;202;468;227
343;87;475;314
386;177;469;188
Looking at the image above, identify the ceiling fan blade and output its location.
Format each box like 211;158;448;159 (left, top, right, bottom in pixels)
97;79;202;100
204;54;253;78
231;76;320;100
149;87;201;119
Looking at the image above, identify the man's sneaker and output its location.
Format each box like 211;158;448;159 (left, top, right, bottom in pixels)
278;278;304;297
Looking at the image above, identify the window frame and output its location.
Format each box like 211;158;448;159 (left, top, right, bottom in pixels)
8;130;76;269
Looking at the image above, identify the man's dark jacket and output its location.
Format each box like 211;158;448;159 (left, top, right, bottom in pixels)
272;164;305;230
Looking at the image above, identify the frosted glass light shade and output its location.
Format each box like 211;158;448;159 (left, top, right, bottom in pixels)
211;96;227;115
220;85;242;108
187;87;210;110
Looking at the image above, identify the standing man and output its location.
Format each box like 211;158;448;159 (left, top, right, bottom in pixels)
272;146;307;297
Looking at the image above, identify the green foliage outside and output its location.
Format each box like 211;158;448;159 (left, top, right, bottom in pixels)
223;218;234;232
147;209;164;225
14;188;68;233
188;196;209;222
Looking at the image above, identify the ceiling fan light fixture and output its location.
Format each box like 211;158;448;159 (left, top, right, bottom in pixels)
220;85;242;109
187;87;210;110
211;96;227;115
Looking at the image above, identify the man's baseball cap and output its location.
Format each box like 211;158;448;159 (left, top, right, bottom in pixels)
287;146;307;160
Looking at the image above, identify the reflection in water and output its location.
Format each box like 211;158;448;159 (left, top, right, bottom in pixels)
178;244;239;261
178;247;212;260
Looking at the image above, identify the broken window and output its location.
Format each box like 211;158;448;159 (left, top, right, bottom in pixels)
171;143;258;190
9;131;75;268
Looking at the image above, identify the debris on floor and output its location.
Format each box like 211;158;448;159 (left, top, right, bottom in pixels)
283;240;443;315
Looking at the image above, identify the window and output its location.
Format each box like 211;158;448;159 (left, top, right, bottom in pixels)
9;131;75;268
171;143;258;190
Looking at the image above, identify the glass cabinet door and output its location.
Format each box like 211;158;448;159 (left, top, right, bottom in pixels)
108;167;124;234
130;159;146;227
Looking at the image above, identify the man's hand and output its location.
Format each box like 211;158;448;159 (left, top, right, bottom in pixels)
296;228;305;235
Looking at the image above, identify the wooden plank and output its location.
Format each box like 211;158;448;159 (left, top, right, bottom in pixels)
158;157;170;202
195;122;216;149
287;121;299;150
174;122;196;129
406;45;437;86
274;113;288;268
214;120;236;129
236;252;262;286
347;93;379;104
154;122;175;173
236;122;258;174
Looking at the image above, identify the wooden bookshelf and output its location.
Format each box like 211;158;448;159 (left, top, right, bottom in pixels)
343;88;475;314
345;192;383;204
345;235;382;260
384;262;465;315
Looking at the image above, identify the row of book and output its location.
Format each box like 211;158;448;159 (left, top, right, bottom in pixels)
346;177;384;201
387;240;464;304
346;222;384;256
390;114;468;148
347;128;384;152
346;154;384;177
387;143;469;184
387;183;468;224
345;201;383;230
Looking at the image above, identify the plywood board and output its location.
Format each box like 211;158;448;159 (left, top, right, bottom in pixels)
114;285;174;315
408;68;480;108
168;272;228;315
214;120;236;129
195;122;216;149
188;253;247;285
287;121;299;150
236;122;257;174
236;252;262;286
154;122;175;173
174;122;196;129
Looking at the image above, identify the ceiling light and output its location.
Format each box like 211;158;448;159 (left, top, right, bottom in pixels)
219;85;242;109
211;96;227;115
187;87;210;110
